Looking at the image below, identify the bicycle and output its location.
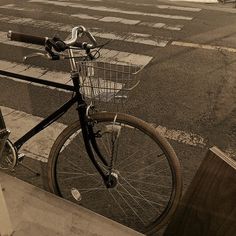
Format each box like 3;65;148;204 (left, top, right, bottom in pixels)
0;26;182;235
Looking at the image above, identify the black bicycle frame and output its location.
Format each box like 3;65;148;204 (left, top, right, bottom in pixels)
0;69;109;183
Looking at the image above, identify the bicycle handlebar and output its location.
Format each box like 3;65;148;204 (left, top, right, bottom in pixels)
66;26;97;48
7;26;97;50
7;31;46;45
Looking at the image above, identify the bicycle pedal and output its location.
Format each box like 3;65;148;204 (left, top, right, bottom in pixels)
18;153;25;162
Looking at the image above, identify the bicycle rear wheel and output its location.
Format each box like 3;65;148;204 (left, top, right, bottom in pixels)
47;112;182;235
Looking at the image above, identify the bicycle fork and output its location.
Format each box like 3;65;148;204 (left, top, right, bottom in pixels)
76;102;121;190
77;103;112;186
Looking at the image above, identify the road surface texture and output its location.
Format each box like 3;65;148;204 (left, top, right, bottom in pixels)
0;0;236;234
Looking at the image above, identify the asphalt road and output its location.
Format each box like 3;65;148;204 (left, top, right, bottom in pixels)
0;0;236;208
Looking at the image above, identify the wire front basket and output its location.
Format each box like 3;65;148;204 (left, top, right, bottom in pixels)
77;61;142;109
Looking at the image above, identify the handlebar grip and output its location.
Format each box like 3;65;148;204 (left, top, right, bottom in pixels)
7;31;47;45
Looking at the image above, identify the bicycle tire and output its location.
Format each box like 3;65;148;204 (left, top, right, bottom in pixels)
47;112;182;235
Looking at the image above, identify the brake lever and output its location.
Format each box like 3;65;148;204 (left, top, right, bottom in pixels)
23;52;50;62
23;52;65;62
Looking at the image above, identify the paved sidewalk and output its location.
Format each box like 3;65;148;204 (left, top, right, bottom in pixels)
0;171;144;236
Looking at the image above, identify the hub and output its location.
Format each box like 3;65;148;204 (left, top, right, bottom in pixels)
106;172;119;188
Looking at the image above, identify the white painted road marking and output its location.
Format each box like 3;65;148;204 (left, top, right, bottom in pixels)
28;0;193;20
0;58;144;95
0;60;73;92
170;0;217;2
172;41;236;53
0;14;169;47
1;106;234;162
0;31;153;67
112;0;202;12
98;16;140;25
154;124;206;147
0;62;122;97
139;22;183;31
0;4;184;31
4;34;236;59
1;106;66;162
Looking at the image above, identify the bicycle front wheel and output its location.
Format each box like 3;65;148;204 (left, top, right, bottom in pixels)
47;112;182;235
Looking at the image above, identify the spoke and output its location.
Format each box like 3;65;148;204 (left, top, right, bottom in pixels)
58;158;103;185
62;175;90;181
100;134;111;156
61;131;87;156
105;131;112;154
121;178;172;189
118;150;165;171
119;175;158;211
58;171;99;181
126;155;166;178
62;158;84;173
120;171;171;181
119;187;169;205
108;189;128;217
116;129;155;168
62;186;105;199
113;187;146;225
80;186;106;193
57;171;97;176
117;149;141;168
71;142;88;155
117;181;147;215
116;188;165;208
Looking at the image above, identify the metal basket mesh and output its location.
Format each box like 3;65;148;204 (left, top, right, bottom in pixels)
76;61;141;106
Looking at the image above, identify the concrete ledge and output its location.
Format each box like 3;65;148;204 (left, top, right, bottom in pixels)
164;146;236;236
0;171;144;236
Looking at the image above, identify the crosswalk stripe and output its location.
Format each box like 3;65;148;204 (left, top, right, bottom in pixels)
1;106;66;162
0;57;148;94
28;0;193;20
172;41;236;53
139;22;183;31
170;0;217;2
91;16;140;25
109;0;202;12
0;14;169;47
2;105;228;163
0;60;72;92
0;31;153;67
0;4;183;31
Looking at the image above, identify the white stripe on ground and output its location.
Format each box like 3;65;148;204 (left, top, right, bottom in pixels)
0;60;73;92
28;0;193;20
0;60;124;99
73;14;183;30
0;58;146;96
139;22;183;31
1;105;220;163
0;14;169;47
0;31;153;67
0;4;183;31
1;106;66;162
98;16;140;25
170;0;217;2
154;124;206;147
111;0;202;12
172;41;236;53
